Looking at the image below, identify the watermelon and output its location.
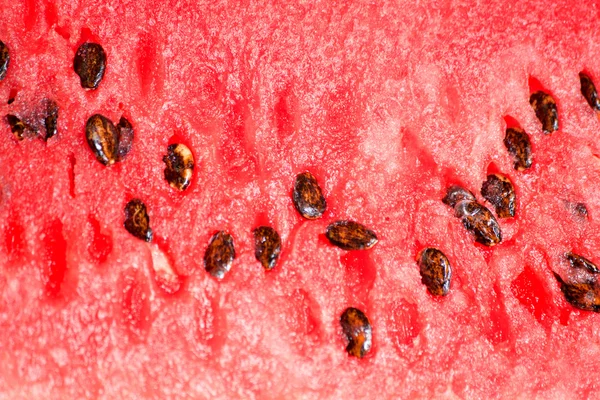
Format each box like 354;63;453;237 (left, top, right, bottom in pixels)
2;0;600;398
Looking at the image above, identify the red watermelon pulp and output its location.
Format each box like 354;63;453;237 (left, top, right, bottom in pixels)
2;0;600;398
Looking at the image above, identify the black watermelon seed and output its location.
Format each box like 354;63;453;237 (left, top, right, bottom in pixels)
0;41;9;81
204;231;235;279
124;199;153;242
529;91;559;134
504;127;532;171
163;143;194;191
74;42;106;90
43;99;59;141
553;272;600;312
85;114;118;166
6;114;27;141
566;252;599;274
293;172;327;219
340;307;372;358
417;248;452;296
481;174;516;218
253;226;281;271
442;185;476;208
116;117;134;161
453;200;502;246
579;72;600;112
325;220;378;251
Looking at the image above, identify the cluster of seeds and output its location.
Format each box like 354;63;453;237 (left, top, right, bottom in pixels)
4;37;600;361
85;114;134;165
550;75;600;311
426;74;600;311
291;171;377;357
6;98;59;142
442;185;502;246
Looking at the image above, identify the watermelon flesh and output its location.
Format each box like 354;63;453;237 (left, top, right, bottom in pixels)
2;0;600;398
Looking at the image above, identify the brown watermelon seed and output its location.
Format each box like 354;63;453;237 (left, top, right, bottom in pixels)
529;91;558;134
442;185;476;208
124;199;153;242
293;172;327;219
0;41;8;81
85;114;118;166
579;72;600;112
553;272;600;312
204;231;235;279
325;220;378;251
6;114;27;141
253;226;281;270
566;252;599;274
163;143;194;191
453;200;502;246
504;127;532;171
417;248;452;296
480;174;516;218
116;117;134;161
74;42;106;90
573;202;588;219
340;307;372;358
563;200;588;220
43;99;59;141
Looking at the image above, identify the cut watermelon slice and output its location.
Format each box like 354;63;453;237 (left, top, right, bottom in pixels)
2;0;600;398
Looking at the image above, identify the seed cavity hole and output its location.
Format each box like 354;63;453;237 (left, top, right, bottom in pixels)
150;243;182;294
68;153;76;198
7;88;18;105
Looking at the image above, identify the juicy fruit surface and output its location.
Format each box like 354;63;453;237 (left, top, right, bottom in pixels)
2;0;600;398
